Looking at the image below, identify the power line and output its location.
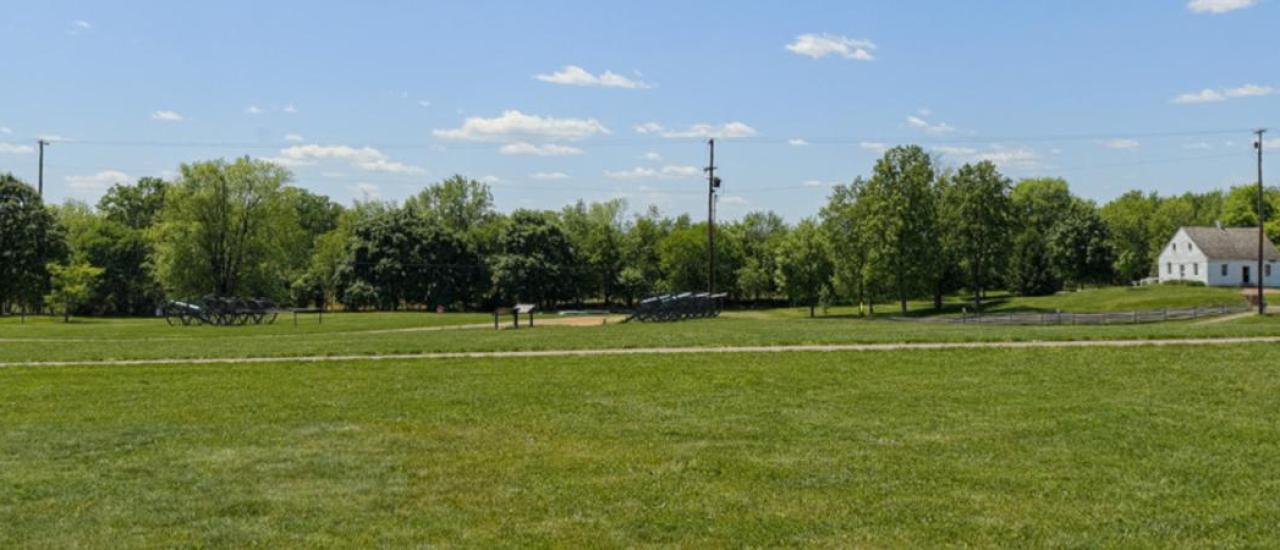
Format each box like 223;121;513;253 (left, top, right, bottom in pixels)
42;126;1269;151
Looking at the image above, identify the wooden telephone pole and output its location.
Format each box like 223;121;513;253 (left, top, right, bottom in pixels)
37;139;49;197
1256;129;1267;314
705;139;720;294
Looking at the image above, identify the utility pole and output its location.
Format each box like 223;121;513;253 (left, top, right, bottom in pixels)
706;138;716;295
37;139;48;197
1256;129;1267;315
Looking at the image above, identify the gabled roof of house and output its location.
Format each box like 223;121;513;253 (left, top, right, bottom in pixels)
1181;226;1280;261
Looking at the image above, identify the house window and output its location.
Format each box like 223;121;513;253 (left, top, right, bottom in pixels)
1180;264;1185;278
1189;243;1194;251
1193;263;1199;276
1172;243;1177;252
1222;264;1229;277
1268;265;1273;277
1168;262;1173;274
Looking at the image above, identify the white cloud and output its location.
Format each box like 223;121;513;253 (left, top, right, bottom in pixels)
530;171;570;181
634;122;665;134
534;65;652;89
785;33;876;61
933;144;1041;170
270;144;425;174
642;151;663;161
498;142;584;156
651;122;757;139
859;141;889;153
433;110;610;142
283;104;298;114
0;142;35;154
1172;84;1274;104
0;126;10;134
245;105;264;115
480;175;501;184
1103;138;1141;150
788;138;810;146
417;100;432;108
605;165;702;180
284;133;304;142
69;20;91;34
801;179;837;188
66;170;129;191
1188;0;1257;13
906;114;955;135
151;110;184;122
1184;141;1213;150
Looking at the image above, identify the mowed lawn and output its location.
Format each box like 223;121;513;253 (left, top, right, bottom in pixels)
3;346;1280;546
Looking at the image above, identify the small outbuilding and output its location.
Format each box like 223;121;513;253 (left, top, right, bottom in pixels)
1158;225;1280;287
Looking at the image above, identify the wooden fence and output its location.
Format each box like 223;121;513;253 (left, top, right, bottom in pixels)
948;304;1249;326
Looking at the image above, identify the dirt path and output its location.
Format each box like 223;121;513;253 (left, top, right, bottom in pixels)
1194;311;1256;325
4;335;1279;369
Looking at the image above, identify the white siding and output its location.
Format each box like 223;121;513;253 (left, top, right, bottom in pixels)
1157;228;1208;284
1157;228;1280;287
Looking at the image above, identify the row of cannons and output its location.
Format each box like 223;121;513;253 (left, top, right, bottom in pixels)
163;297;282;326
629;292;726;322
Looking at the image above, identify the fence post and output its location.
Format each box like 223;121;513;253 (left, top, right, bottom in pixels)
493;310;499;330
1193;307;1198;320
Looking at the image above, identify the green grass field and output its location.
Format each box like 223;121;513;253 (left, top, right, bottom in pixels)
4;346;1280;546
3;286;1278;545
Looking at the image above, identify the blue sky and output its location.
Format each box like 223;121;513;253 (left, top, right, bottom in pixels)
1;0;1277;220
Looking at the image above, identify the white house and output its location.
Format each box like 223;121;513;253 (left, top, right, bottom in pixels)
1158;225;1280;287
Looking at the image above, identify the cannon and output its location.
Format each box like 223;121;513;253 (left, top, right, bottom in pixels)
628;292;725;322
163;296;281;326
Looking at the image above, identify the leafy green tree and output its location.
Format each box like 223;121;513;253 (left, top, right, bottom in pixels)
150;158;302;299
1008;229;1058;296
944;161;1013;309
561;199;627;305
860;145;937;313
622;206;671;297
1100;190;1158;283
1007;177;1077;295
405;175;501;252
658;222;742;295
733;211;788;300
1222;184;1280;244
615;266;651;306
490;210;578;307
45;262;103;322
0;174;66;312
1049;201;1114;290
98;177;168;230
774;219;834;317
821;179;872;315
340;208;483;310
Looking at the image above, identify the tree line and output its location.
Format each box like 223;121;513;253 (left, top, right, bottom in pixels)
2;146;1276;319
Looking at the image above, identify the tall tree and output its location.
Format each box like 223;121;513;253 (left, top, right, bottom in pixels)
405;175;501;252
0;174;66;312
150;158;301;299
821;179;872;315
860;145;937;313
944;161;1013;310
733;211;788;301
1048;201;1114;290
339;208;482;310
1100;190;1158;283
98;177;169;230
45;262;103;322
490;210;578;307
774;218;833;317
